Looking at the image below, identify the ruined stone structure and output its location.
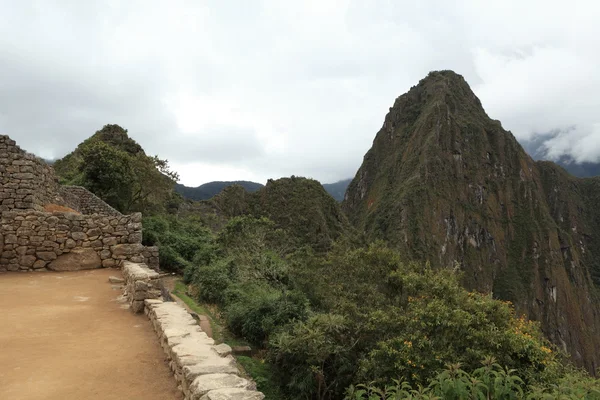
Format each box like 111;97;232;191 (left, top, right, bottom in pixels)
0;136;61;211
59;185;122;216
0;135;159;272
122;261;266;399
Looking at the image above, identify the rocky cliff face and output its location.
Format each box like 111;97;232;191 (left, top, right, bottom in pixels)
343;70;600;372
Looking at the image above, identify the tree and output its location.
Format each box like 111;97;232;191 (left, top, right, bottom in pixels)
78;137;179;214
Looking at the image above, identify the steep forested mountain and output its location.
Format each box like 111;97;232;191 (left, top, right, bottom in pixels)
207;177;354;252
175;181;264;201
343;70;600;372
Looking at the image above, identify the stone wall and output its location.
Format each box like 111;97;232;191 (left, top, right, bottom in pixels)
0;135;61;212
59;186;122;216
0;210;159;272
144;299;265;400
121;261;161;312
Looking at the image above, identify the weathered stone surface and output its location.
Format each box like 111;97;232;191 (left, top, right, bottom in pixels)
142;297;265;400
19;255;36;267
111;243;145;257
198;389;265;400
36;251;57;261
131;300;145;313
70;231;87;241
213;344;233;357
102;259;116;268
189;374;253;399
183;357;239;381
108;276;124;284
47;248;101;271
99;249;112;260
32;260;47;269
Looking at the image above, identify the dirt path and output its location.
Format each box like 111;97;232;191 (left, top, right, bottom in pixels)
0;269;182;400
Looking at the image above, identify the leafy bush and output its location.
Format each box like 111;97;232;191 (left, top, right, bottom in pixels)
193;258;234;304
267;243;563;399
224;283;309;345
142;215;215;273
346;359;600;399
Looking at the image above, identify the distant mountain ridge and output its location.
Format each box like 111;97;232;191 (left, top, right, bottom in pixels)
175;181;264;201
177;178;354;202
322;178;352;201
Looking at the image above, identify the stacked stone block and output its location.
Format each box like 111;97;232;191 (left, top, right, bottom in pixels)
59;186;122;216
0;210;158;272
144;298;265;400
0;135;60;211
121;261;161;312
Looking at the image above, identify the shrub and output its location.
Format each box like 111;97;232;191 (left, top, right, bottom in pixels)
224;283;309;345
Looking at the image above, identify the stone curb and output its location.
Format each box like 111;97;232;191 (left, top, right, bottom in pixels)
144;299;265;400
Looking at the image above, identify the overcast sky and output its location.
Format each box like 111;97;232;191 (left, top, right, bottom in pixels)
1;1;599;186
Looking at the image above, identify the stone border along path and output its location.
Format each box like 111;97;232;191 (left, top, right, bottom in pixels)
121;262;265;400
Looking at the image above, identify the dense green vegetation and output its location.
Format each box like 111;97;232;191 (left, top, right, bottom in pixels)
346;361;600;399
175;181;264;201
54;124;180;214
175;179;353;203
172;214;587;399
206;176;356;253
50;77;600;399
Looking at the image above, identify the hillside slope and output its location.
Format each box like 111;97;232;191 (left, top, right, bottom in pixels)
206;177;354;251
175;181;263;201
343;70;600;371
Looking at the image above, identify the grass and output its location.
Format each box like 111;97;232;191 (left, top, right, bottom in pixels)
171;281;225;342
236;356;287;400
171;279;287;399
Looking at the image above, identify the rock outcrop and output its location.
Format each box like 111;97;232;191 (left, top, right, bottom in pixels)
343;70;600;372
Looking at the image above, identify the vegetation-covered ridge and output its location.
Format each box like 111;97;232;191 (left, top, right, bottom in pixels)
53;124;179;214
43;70;600;399
176;178;353;202
177;215;595;400
175;181;264;201
343;70;600;372
203;176;355;253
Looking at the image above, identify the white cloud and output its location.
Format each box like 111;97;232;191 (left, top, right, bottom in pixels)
1;0;600;185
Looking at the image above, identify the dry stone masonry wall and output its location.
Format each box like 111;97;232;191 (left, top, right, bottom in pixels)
0;135;61;211
0;134;159;273
121;261;265;399
0;210;159;272
145;298;265;400
121;261;161;312
59;186;122;216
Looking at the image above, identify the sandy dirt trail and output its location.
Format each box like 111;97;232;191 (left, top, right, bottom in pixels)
0;269;182;400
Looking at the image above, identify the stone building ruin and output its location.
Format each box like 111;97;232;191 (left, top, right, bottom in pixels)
0;135;159;273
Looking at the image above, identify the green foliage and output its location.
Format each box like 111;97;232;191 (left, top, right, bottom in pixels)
54;124;179;214
236;356;289;400
176;181;264;201
188;216;310;346
266;242;562;399
206;176;356;252
224;283;309;344
142;214;215;273
269;313;356;400
346;359;600;399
